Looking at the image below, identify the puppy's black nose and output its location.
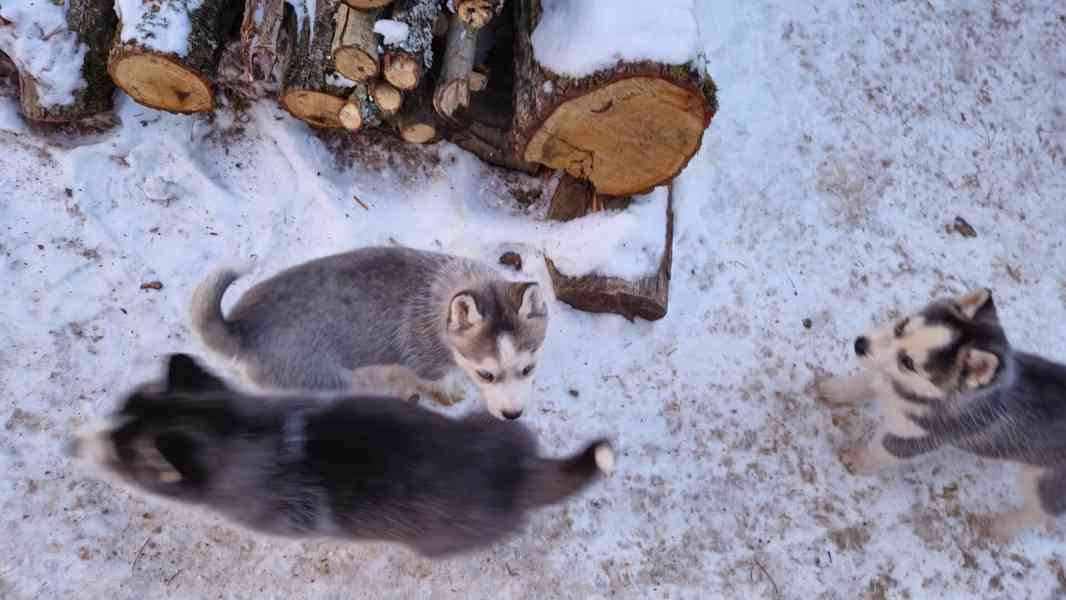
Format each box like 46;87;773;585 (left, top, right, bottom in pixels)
854;336;870;356
502;409;523;420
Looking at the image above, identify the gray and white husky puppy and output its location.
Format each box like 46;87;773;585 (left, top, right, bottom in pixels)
69;354;613;558
816;288;1066;541
191;246;548;420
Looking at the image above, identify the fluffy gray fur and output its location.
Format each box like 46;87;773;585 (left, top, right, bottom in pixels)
190;246;548;418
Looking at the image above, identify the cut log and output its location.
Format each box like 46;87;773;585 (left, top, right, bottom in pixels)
454;0;504;30
338;81;381;131
383;51;420;90
343;0;395;8
545;185;674;322
392;78;438;143
433;12;476;121
332;5;378;81
371;80;403;116
381;0;441;90
281;0;353;128
512;0;716;196
110;0;241;113
0;0;117;122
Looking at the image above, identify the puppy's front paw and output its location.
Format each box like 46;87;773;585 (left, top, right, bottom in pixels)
838;446;880;476
815;375;868;405
975;510;1042;544
426;388;463;407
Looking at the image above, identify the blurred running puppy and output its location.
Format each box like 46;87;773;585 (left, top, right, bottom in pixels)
70;354;613;558
816;288;1066;542
191;246;548;420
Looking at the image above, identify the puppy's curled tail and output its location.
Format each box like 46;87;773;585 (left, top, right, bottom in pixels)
521;440;614;509
190;267;244;358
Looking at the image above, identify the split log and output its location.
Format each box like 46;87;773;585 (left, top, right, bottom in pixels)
239;0;287;84
454;0;503;30
512;0;716;196
381;0;441;90
433;12;477;121
0;0;117;122
281;0;354;128
371;80;403;116
331;5;378;82
392;78;438;143
545;184;674;322
110;0;241;113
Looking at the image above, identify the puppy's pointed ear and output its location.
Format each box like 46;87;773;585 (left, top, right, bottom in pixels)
166;354;228;392
448;292;484;334
962;348;1000;389
510;282;546;319
957;288;998;324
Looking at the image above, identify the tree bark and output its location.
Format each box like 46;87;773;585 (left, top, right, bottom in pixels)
0;0;117;122
331;5;378;81
545;186;675;322
281;0;354;128
109;0;241;113
239;0;287;84
343;0;394;8
454;0;503;30
512;0;716;196
443;89;540;174
433;12;476;121
381;0;440;90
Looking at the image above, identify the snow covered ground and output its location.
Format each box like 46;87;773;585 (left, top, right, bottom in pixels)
2;1;1065;598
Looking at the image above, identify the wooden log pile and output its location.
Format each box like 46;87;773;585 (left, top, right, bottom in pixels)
1;0;716;320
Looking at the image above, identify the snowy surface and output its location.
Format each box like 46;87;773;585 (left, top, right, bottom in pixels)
115;0;202;56
374;19;410;47
532;0;700;77
3;1;1066;599
545;186;667;279
0;0;88;107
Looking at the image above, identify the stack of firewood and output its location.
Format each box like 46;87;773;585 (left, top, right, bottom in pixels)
1;0;717;320
1;0;714;189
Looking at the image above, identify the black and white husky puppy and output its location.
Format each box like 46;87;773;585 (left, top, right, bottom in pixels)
70;355;614;557
817;288;1066;541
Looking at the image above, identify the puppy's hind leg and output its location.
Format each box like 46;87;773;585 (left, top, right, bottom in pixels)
982;465;1057;543
814;373;875;406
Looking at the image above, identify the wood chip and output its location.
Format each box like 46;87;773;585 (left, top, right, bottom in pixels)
952;216;977;238
499;252;523;271
140;281;163;290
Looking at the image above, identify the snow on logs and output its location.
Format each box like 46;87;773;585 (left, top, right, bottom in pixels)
0;0;117;122
109;0;241;113
513;0;717;196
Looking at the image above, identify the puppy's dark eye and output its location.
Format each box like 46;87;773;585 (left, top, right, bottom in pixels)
476;370;495;383
899;354;916;372
894;318;909;338
521;365;535;377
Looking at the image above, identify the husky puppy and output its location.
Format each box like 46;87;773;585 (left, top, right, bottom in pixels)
69;354;614;558
816;288;1066;541
191;246;548;420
